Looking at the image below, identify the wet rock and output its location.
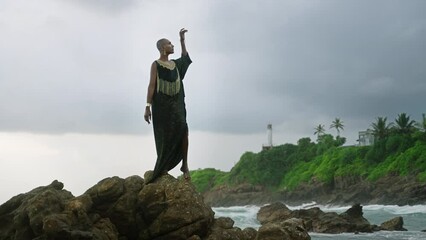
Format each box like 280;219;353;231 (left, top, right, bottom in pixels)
243;227;258;240
214;217;235;229
257;203;382;234
339;203;374;232
205;217;257;240
257;202;292;225
256;218;310;240
380;216;407;231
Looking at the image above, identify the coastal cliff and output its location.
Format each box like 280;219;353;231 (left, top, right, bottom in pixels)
202;174;426;207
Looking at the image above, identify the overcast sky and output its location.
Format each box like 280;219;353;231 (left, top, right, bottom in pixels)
1;0;425;203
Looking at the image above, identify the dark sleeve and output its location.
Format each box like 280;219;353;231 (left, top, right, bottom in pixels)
173;54;192;80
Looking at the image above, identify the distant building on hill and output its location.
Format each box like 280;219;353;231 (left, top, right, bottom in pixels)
358;129;375;146
262;124;273;150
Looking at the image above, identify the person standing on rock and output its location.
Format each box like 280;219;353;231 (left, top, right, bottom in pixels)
144;28;192;183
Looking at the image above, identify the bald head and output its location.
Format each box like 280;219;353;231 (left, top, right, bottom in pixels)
156;38;168;52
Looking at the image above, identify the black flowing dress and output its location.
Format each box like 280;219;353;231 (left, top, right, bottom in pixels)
149;54;192;183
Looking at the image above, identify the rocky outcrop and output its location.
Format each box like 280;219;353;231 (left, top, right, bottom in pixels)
0;174;309;240
202;175;426;206
0;180;75;240
257;202;407;234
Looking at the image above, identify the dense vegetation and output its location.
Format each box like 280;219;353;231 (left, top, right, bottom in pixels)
191;113;426;193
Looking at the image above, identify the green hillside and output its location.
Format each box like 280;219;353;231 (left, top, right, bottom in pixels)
191;114;426;193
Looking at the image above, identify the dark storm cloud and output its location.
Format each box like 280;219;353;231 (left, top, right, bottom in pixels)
0;0;425;136
189;0;426;133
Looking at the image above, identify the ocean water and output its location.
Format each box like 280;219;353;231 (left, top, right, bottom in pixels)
212;203;426;240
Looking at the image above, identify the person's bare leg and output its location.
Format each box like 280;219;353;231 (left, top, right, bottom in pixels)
180;131;190;180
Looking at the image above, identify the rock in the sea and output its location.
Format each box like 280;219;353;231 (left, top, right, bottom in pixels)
257;202;381;234
257;202;292;225
256;218;311;240
339;203;375;232
380;216;407;231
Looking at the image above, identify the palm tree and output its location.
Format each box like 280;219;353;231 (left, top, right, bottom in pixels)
371;117;392;141
314;124;326;141
416;113;426;132
394;113;416;135
330;118;344;137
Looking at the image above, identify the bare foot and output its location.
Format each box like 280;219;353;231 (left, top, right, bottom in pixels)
180;166;191;180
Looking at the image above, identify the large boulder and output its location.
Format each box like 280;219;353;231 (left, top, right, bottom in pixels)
138;173;214;239
256;218;310;240
257;202;292;225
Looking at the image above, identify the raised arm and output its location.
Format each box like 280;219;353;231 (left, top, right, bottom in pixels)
179;28;188;56
144;61;157;124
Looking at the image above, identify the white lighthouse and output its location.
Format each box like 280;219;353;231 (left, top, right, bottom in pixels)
262;124;273;150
